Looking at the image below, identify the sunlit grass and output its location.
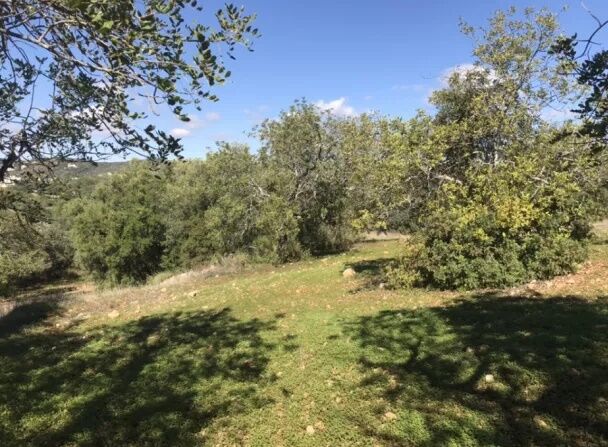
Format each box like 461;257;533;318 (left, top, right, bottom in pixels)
1;239;607;446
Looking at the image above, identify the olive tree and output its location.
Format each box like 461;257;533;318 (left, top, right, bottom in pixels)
257;101;356;255
385;8;600;290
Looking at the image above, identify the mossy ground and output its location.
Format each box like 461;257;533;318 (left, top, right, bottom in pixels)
1;234;607;446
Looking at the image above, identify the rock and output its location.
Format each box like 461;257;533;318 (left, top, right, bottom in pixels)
314;421;326;431
108;310;120;319
484;374;495;383
305;425;315;435
534;416;549;429
379;282;386;289
342;268;356;278
146;334;160;346
188;291;198;297
383;411;398;421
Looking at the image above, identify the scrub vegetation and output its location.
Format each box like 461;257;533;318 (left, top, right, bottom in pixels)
1;3;608;446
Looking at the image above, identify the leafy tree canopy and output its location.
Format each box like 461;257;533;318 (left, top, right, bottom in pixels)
551;9;608;147
0;0;259;182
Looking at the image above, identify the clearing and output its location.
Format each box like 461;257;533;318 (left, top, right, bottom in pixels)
1;234;608;446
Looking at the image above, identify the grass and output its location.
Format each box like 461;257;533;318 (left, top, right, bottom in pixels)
1;238;608;446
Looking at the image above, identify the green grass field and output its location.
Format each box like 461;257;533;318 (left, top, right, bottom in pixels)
1;237;608;446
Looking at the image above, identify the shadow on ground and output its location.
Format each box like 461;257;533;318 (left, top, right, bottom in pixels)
0;297;285;446
0;293;67;338
344;257;398;291
344;294;608;446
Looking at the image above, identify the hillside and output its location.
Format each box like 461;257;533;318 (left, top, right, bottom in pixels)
51;161;129;178
1;233;607;446
1;161;128;186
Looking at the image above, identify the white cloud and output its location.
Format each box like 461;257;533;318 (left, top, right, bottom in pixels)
183;112;221;130
169;112;221;137
541;107;577;122
170;127;192;138
314;97;356;117
244;105;270;124
440;63;497;87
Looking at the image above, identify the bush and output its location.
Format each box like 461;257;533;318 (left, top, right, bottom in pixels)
393;160;591;290
163;146;305;267
0;191;74;295
250;195;302;263
0;250;48;296
68;162;167;285
257;101;357;256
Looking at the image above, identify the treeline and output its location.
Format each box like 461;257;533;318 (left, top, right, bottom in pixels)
1;104;361;290
65;109;359;285
1;8;607;293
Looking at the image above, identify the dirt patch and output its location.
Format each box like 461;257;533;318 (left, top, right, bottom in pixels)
159;265;227;287
594;219;608;233
362;231;407;241
507;259;608;298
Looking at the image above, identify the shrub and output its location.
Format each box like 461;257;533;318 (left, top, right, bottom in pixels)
257;101;357;256
163;146;305;267
394;160;591;290
0;191;74;295
68;163;166;285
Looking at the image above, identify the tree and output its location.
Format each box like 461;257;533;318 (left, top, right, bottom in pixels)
338;111;439;233
385;8;599;290
68;162;167;284
0;0;259;182
257;101;356;255
551;10;608;147
0;186;73;295
161;144;295;266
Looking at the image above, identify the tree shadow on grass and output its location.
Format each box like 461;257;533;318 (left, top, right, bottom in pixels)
344;258;398;292
344;294;608;446
346;258;398;278
0;305;283;446
0;294;65;338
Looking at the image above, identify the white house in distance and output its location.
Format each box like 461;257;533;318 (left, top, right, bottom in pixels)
0;167;21;188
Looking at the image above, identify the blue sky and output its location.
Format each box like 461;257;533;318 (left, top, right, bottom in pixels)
156;0;608;158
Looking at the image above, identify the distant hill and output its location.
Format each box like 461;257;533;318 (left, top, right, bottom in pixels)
51;161;129;178
1;161;129;188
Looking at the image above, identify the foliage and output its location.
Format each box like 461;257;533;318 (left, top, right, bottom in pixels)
163;144;301;267
411;157;591;289
340;112;438;233
0;189;73;295
257;101;357;255
0;0;259;182
551;15;608;147
4;6;607;292
68;162;166;285
68;125;357;284
379;8;600;289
